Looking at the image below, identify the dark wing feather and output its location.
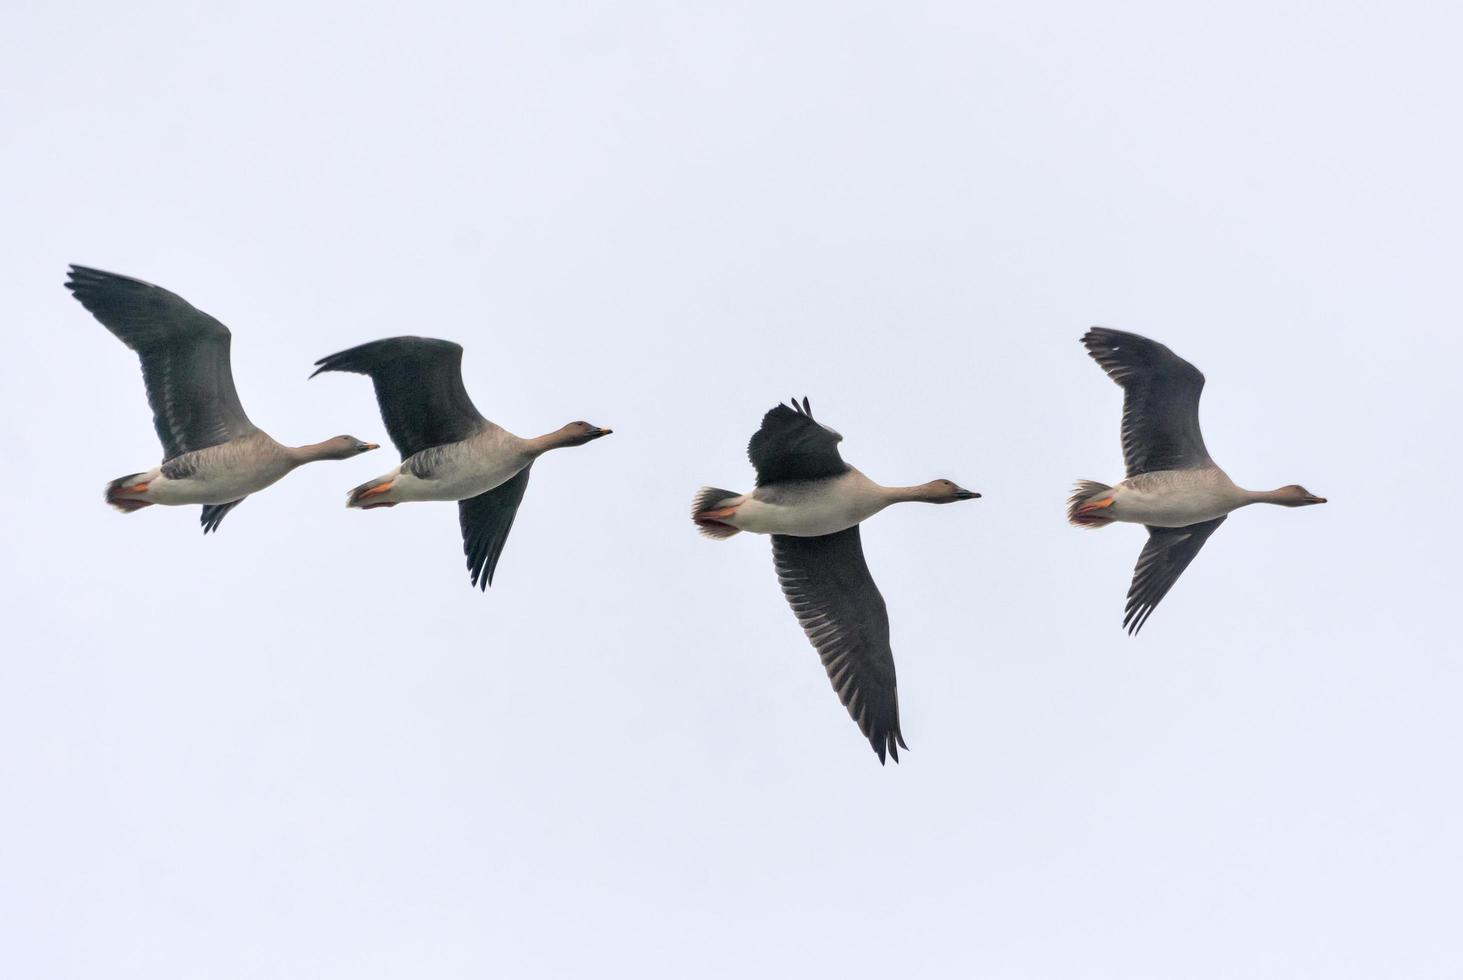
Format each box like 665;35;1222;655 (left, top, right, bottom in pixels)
772;526;906;764
200;499;246;534
747;398;848;486
311;336;487;459
1124;516;1227;634
1083;328;1211;476
66;265;256;461
459;467;532;590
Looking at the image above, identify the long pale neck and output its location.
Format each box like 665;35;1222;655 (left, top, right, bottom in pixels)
524;429;573;458
880;483;941;504
1242;487;1294;506
285;440;339;467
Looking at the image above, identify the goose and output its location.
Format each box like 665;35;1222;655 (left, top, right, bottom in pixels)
65;265;379;533
1069;327;1326;634
311;337;611;590
692;398;980;764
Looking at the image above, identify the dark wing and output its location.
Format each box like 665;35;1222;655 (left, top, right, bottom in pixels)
1083;328;1211;476
200;499;246;534
772;526;905;764
311;337;488;459
66;265;256;461
747;397;848;486
1124;516;1227;634
459;467;532;590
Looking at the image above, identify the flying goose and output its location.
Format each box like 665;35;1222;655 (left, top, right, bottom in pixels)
692;398;980;764
65;265;379;533
311;337;611;590
1069;327;1326;633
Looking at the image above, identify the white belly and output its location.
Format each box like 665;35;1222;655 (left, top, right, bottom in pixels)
1112;475;1240;527
390;458;526;502
728;472;887;537
148;465;288;505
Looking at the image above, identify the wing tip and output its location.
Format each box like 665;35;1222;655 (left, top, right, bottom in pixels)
309;336;466;380
871;728;908;765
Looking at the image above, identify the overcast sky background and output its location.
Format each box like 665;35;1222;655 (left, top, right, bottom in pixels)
3;2;1461;977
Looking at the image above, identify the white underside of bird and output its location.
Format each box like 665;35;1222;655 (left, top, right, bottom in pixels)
712;469;892;537
125;464;293;505
349;428;532;506
1085;467;1249;527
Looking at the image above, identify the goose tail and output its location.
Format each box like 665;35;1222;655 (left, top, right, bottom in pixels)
105;471;155;513
1068;480;1116;528
692;486;742;539
347;475;399;509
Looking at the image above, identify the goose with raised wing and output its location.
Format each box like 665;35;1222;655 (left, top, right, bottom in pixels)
311;337;611;590
692;398;980;764
65;265;379;533
1069;327;1326;634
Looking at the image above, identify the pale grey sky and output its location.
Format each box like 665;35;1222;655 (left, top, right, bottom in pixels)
3;1;1461;977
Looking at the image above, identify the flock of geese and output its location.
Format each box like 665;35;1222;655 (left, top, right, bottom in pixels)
66;264;1327;764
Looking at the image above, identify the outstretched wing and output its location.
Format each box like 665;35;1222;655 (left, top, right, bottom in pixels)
772;526;905;764
459;467;532;590
312;336;488;459
1124;516;1227;634
200;499;246;534
747;397;848;486
1083;328;1211;477
66;265;256;461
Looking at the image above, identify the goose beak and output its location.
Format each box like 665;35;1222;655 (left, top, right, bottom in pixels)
955;489;981;501
363;442;380;452
1304;494;1327;505
590;427;613;439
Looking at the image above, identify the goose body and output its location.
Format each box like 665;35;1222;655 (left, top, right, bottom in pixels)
1098;467;1250;528
709;469;895;537
351;425;536;505
1070;328;1326;633
311;336;611;590
65;265;378;533
692;398;979;765
117;432;303;506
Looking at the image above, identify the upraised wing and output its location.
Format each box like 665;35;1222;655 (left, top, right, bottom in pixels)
66;265;256;462
312;336;488;460
1083;328;1211;476
747;397;848;486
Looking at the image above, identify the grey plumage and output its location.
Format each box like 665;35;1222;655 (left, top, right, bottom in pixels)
1082;327;1211;477
460;467;532;590
747;398;848;486
1125;517;1228;634
65;265;257;462
311;337;487;460
772;526;904;764
201;499;245;534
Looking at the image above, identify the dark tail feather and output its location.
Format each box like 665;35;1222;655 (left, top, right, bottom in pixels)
1068;480;1116;528
692;486;742;539
105;473;153;513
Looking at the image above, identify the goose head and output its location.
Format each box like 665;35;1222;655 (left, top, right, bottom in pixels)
1272;484;1328;507
554;421;614;447
915;479;981;503
318;435;380;460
